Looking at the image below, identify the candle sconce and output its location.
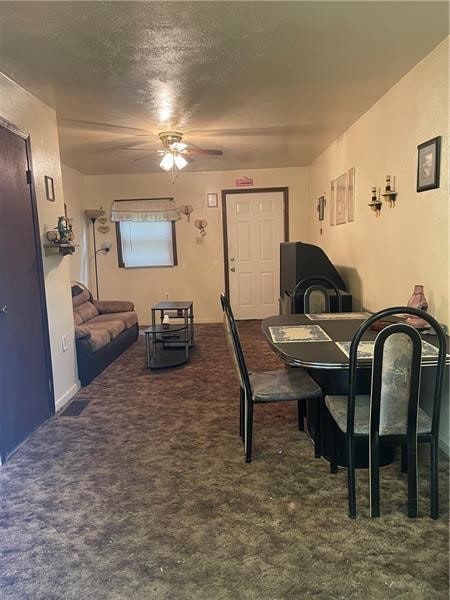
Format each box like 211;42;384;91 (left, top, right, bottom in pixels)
368;186;382;217
381;175;397;207
179;204;194;222
194;218;208;236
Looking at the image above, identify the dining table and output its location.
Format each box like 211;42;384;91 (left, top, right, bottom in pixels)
261;311;446;467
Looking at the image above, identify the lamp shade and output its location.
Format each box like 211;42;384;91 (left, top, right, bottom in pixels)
160;153;174;171
174;154;188;170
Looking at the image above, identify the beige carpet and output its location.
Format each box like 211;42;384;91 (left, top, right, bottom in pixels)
0;321;448;599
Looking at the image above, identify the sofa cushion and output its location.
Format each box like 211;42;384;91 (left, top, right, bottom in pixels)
87;328;112;353
71;284;84;298
75;324;91;340
74;312;83;326
74;301;99;324
87;319;126;340
93;300;135;313
72;287;92;308
89;311;138;329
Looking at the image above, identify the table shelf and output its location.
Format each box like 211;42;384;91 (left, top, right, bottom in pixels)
144;323;189;370
151;301;194;349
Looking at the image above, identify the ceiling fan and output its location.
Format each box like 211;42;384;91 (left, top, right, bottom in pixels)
157;131;223;175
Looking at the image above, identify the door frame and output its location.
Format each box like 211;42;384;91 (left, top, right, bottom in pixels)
0;116;55;462
221;187;289;300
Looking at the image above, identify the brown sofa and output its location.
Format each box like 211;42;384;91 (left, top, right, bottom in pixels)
72;283;139;385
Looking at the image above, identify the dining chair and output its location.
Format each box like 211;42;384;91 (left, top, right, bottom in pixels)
325;306;446;519
290;275;343;436
220;293;322;463
291;275;343;314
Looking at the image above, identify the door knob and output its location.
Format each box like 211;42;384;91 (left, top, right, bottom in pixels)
230;267;235;272
0;305;7;314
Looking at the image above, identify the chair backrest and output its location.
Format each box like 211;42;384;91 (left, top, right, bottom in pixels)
291;276;342;313
304;285;330;313
220;293;252;397
347;307;447;439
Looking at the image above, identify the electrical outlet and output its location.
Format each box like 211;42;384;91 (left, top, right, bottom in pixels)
165;292;169;299
62;335;68;352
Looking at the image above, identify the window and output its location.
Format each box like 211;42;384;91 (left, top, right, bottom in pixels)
116;220;177;268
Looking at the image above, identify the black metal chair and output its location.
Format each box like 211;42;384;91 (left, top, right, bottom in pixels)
220;293;322;463
291;276;343;314
325;306;447;519
290;276;343;434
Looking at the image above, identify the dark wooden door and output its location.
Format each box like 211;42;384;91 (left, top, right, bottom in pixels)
0;120;54;463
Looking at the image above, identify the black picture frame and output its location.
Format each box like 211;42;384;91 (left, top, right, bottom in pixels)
417;136;441;192
317;195;326;221
45;175;55;201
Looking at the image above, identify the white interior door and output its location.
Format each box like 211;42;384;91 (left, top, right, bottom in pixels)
225;190;285;319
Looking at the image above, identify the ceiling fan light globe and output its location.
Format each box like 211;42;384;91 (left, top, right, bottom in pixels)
160;153;174;170
171;142;187;152
174;154;188;170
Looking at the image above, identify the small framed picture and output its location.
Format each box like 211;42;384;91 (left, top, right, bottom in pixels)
317;196;326;221
45;175;55;201
330;180;335;226
347;167;355;222
207;193;218;208
417;136;441;192
335;173;347;225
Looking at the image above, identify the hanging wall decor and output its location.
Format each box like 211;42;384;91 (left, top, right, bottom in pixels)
368;186;382;216
330;180;335;226
417;136;441;192
207;193;218;208
44;176;55;201
381;175;397;207
317;195;326;235
347;168;355;221
335;173;347;225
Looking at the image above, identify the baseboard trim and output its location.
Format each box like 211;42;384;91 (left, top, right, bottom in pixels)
55;382;80;414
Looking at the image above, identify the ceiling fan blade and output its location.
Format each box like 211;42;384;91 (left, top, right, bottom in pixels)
184;148;223;156
59;118;149;134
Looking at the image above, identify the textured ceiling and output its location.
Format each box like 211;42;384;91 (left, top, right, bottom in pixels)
0;1;448;174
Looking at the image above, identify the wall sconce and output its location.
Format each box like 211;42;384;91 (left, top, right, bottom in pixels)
179;204;194;221
317;195;326;235
368;187;382;217
381;175;397;207
194;219;208;236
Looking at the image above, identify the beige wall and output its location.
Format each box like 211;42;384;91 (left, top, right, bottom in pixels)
306;39;449;451
61;164;90;285
0;73;79;407
83;167;309;323
306;38;449;325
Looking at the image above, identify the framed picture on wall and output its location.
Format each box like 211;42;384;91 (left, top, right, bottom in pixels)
347;168;355;222
330;180;335;226
417;136;441;192
335;173;347;225
207;193;218;207
317;195;326;221
44;176;55;201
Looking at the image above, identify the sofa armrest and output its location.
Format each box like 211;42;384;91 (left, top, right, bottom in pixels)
93;300;135;313
75;325;91;340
